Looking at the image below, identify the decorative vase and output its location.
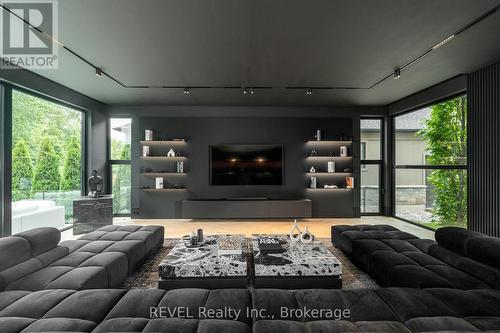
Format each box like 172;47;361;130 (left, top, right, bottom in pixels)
340;146;348;157
300;226;313;244
328;161;335;173
290;220;301;242
167;149;175;157
310;177;317;189
315;130;322;141
309;166;316;173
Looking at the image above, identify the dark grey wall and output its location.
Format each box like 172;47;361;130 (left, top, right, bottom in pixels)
467;61;500;237
109;105;385;219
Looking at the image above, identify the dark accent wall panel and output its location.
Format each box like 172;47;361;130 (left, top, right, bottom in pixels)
468;62;500;237
135;116;359;219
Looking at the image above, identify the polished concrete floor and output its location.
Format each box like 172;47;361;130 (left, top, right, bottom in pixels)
61;216;434;241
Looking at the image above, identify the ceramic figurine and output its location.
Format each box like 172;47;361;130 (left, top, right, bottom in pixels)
290;220;302;242
309;166;316;173
167;149;175;157
300;226;313;244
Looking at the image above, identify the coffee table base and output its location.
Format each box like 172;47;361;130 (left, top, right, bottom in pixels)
158;277;248;290
254;276;342;289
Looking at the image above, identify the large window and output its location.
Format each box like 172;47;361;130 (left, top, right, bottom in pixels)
360;118;383;214
11;89;84;233
110;118;131;215
393;95;467;229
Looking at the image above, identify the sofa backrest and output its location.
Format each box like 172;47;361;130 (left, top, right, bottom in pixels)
434;227;485;256
433;227;500;289
13;227;61;256
0;227;62;291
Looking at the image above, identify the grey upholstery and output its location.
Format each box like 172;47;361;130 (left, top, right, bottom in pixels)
0;288;252;333
0;225;164;291
332;225;500;290
1;287;499;332
252;288;500;333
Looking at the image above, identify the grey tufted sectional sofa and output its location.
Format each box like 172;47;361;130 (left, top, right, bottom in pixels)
331;225;500;290
0;225;164;291
2;224;500;332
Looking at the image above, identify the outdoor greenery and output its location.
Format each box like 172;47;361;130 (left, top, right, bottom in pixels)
418;96;467;228
60;137;81;191
112;144;131;214
12;140;33;201
11;90;83;223
31;137;61;196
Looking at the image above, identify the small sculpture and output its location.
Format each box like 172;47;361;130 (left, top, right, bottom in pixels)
167;149;176;157
88;169;103;197
309;166;316;173
290;220;302;242
300;226;314;244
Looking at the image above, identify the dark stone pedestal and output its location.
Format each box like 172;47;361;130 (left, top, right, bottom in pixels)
73;195;113;235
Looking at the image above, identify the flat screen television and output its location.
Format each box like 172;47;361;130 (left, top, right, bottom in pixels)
210;144;283;185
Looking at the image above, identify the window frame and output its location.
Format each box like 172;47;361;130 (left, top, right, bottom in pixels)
108;117;132;217
1;81;88;236
360;117;384;215
391;94;468;230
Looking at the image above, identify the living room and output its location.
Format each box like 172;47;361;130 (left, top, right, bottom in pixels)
1;1;500;332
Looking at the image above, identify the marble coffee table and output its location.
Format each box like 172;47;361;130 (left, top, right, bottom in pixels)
158;234;249;290
252;234;342;289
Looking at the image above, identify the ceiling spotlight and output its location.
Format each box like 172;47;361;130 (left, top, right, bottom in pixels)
95;67;103;77
394;68;401;79
243;87;248;94
432;35;455;50
183;87;190;94
250;87;254;94
306;88;312;95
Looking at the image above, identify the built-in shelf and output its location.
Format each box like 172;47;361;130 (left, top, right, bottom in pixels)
140;156;187;161
140;140;186;145
306;188;354;191
306;172;352;176
142;173;186;177
142;188;187;192
305;140;353;144
306;156;352;160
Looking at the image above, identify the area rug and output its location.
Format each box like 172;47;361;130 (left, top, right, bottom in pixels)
123;238;379;289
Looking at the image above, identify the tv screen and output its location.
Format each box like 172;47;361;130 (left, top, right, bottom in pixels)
210;145;283;185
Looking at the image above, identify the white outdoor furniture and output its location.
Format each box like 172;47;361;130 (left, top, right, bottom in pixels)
12;200;65;234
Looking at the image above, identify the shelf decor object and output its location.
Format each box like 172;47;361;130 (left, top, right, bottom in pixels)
167;149;176;157
328;161;335;173
145;130;154;141
346;177;354;189
315;129;322;141
340;146;348;157
289;220;302;243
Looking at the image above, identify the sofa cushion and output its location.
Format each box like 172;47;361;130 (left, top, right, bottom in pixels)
425;265;490;290
46;266;108;290
405;316;480;332
369;251;417;287
80;252;128;288
435;227;484;256
5;266;73;291
467;236;500;271
14;227;61;257
0;237;31;271
103;240;147;273
32;246;69;267
0;259;43;292
387;265;455;289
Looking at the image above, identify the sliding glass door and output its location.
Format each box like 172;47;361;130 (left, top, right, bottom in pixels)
393;95;467;230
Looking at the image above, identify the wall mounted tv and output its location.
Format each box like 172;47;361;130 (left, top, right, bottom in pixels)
210;144;283;185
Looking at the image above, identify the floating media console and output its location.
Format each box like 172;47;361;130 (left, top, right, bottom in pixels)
182;198;312;219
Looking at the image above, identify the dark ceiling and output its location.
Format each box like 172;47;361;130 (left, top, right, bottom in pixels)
9;0;500;105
